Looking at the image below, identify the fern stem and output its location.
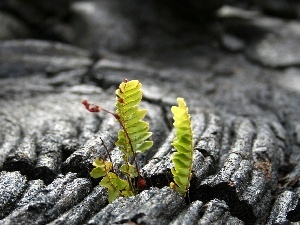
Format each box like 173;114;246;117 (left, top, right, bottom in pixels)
123;156;136;194
99;107;140;176
115;116;142;194
99;137;115;174
97;109;139;194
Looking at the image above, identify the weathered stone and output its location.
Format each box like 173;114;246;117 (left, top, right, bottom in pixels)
247;34;300;68
0;171;27;219
0;11;31;40
87;187;185;225
189;118;287;224
198;199;244;224
14;180;45;209
0;2;299;224
218;6;300;68
48;186;108;225
35;119;80;183
170;200;203;225
0;115;22;169
1;0;71;27
0;173;91;225
62;115;118;177
4;136;37;177
0;40;92;77
267;191;300;224
67;1;136;53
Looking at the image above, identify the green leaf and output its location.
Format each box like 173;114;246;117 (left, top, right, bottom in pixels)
126;122;148;134
170;97;193;197
107;186;120;203
90;167;106;178
90;159;113;178
92;158;104;167
120;164;138;178
136;141;153;153
99;172;132;203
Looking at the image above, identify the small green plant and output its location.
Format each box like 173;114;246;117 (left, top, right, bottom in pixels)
170;97;193;197
82;79;153;202
83;80;194;202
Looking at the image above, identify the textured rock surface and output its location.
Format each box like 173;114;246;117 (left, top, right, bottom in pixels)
0;2;299;225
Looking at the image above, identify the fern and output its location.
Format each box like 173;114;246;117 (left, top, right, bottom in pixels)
90;157;134;203
87;79;153;202
170;97;194;197
115;80;153;172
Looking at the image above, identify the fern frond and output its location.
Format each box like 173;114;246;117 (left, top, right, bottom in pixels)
170;97;193;197
90;157;133;203
87;79;153;202
115;80;153;178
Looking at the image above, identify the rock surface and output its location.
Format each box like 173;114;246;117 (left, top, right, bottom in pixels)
0;2;299;225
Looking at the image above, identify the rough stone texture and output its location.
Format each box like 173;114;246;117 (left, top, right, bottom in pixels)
198;199;244;225
87;187;185;225
0;40;92;77
0;2;300;225
267;191;300;224
169;200;203;225
0;171;27;219
48;186;108;225
0;173;92;225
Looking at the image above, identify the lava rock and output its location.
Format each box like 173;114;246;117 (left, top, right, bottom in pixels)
0;11;30;40
267;190;300;224
87;187;185;225
3;136;37;177
1;173;91;225
1;0;71;27
0;40;92;77
48;186;108;225
0;171;27;219
198;199;244;224
170;200;203;225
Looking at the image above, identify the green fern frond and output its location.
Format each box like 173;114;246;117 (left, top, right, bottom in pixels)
86;79;153;202
115;80;153;177
90;157;133;203
170;97;194;197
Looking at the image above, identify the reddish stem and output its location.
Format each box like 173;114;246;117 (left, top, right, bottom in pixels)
82;99;144;192
99;137;115;174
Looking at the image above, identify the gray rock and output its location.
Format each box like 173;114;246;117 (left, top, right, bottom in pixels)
48;186;108;225
87;187;185;225
198;199;244;225
247;34;300;68
14;180;45;209
267;191;300;224
217;6;300;68
170;200;203;225
260;0;299;19
0;11;31;40
67;1;137;53
3;135;37;177
0;173;91;225
0;3;300;224
0;40;92;77
221;33;245;52
0;171;27;219
1;0;71;27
